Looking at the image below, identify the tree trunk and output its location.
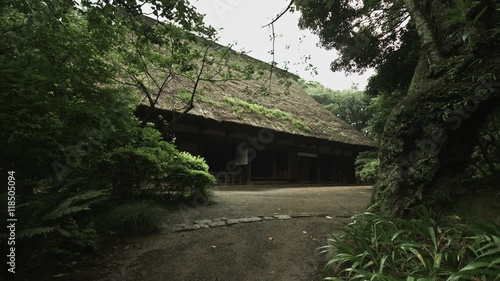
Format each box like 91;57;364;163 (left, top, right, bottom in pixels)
402;0;444;64
371;1;500;215
371;53;499;216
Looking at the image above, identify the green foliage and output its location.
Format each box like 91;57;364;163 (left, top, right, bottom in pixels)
97;127;178;198
59;218;100;251
355;151;379;183
0;0;220;271
366;91;407;141
179;89;192;103
18;190;109;239
106;201;165;237
445;0;478;27
322;207;500;280
300;80;371;133
160;151;216;198
97;126;215;199
16;190;106;262
294;0;410;73
300;80;383;184
466;108;500;190
18;227;56;239
223;96;310;132
43;190;109;221
445;0;494;44
178;151;210;172
0;0;138;192
365;29;420;97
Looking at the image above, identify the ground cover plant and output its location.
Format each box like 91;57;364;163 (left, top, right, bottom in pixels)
322;207;500;280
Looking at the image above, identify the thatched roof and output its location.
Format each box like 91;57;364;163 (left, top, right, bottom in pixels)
150;65;376;149
133;20;376;149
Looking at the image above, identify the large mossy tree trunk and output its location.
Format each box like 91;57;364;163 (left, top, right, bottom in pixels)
371;0;500;216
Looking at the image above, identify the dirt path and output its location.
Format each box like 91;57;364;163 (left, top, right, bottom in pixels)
69;186;372;281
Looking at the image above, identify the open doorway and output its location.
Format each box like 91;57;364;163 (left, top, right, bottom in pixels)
298;156;318;182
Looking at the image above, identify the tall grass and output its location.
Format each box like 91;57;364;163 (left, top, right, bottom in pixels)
106;201;165;237
322;207;500;280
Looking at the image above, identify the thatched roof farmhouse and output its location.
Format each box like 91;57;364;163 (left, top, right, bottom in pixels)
135;20;376;184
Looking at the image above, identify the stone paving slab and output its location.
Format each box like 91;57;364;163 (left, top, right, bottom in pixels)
208;221;227;228
273;215;292;220
290;213;314;218
194;219;212;225
169;212;348;232
173;224;210;232
237;217;263;223
226;219;240;226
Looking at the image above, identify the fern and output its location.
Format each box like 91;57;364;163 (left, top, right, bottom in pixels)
18;227;55;239
445;0;475;27
44;205;92;221
43;190;108;221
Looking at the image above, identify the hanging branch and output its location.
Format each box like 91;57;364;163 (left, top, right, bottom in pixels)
267;23;276;93
259;0;295;94
162;45;212;134
261;0;295;29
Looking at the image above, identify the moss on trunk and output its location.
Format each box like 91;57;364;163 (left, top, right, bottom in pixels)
371;49;500;216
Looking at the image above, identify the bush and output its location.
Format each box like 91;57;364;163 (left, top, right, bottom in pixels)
98;127;177;199
322;207;500;280
99;127;215;200
160;152;216;197
106;201;165;237
355;151;379;183
102;147;168;199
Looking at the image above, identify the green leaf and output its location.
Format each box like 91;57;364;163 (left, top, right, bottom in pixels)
19;227;55;239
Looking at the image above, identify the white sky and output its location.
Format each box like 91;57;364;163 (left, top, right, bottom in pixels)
190;0;375;90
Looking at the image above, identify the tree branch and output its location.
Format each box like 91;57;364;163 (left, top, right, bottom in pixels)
261;0;294;28
162;46;211;134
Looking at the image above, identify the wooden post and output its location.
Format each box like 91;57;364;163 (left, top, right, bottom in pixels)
272;150;277;182
248;160;252;184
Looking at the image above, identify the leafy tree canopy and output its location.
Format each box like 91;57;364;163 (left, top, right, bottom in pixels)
294;0;409;73
0;0;221;193
300;80;371;133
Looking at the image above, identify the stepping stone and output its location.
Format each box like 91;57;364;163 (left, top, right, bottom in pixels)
213;217;229;222
194;219;212;225
192;224;209;230
237;217;263;223
290;213;313;218
273;215;292;220
226;219;240;226
172;224;209;232
172;224;189;232
263;216;275;220
208;221;226;228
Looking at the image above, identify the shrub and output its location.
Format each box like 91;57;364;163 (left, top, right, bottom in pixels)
106;201;165;237
98;127;178;199
322;207;500;280
355;151;379;183
102;147;166;198
98;126;215;200
160;151;216;198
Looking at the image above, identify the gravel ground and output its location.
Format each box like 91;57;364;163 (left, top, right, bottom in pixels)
67;185;372;281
